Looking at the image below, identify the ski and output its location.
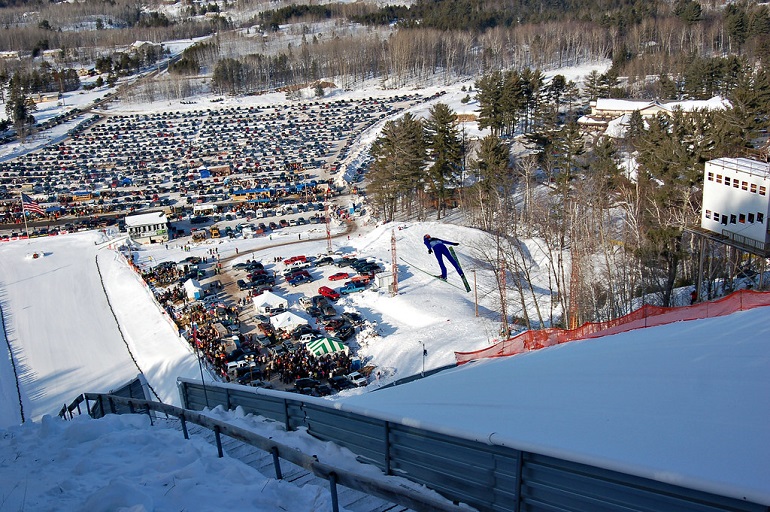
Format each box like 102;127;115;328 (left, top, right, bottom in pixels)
399;257;466;291
448;247;472;293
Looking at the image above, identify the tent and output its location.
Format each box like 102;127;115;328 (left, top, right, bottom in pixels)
306;337;348;356
183;278;203;300
252;291;288;315
269;311;306;332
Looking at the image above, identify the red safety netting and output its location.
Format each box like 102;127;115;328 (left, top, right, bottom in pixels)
455;289;770;364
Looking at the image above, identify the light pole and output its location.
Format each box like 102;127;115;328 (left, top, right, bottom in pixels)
421;342;427;377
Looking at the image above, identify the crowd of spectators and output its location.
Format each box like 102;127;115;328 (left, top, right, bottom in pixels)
128;249;359;390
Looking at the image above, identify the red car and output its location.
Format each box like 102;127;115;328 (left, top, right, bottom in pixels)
328;272;349;281
318;286;341;300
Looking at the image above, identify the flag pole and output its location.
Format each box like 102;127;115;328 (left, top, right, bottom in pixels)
20;191;30;240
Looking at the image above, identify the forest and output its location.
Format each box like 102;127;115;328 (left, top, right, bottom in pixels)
1;0;769;327
367;50;770;327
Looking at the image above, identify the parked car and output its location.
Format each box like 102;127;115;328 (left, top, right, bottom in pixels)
336;326;355;341
237;279;255;290
341;312;364;326
311;295;330;308
305;306;323;318
288;260;312;271
321;304;337;319
328;272;349;281
329;375;355;391
290;324;318;340
289;274;313;286
295;377;320;390
339;282;367;294
285;269;311;281
346;371;367;387
318;286;340;300
314;256;334;267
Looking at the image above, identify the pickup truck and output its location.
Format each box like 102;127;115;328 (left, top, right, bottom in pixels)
339;282;367;294
289;274;313;286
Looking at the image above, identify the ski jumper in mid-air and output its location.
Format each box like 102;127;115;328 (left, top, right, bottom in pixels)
424;234;464;280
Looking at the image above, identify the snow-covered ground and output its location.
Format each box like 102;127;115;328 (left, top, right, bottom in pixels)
1;221;769;510
1;58;767;510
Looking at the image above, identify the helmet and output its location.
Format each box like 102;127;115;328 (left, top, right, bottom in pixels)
424;234;430;239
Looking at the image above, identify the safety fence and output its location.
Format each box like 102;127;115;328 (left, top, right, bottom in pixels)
455;289;770;364
173;379;767;512
74;392;467;512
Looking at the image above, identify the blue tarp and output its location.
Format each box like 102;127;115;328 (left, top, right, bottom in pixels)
199;170;211;179
233;187;274;195
46;206;63;212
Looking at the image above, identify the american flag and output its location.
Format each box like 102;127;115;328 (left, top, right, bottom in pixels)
21;193;45;216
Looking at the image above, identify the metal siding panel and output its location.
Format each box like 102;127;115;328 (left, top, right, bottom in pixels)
303;406;388;469
392;457;498;510
228;393;287;422
523;453;767;512
175;382;768;512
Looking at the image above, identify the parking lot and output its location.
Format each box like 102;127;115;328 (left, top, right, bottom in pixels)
0;94;425;227
144;243;387;396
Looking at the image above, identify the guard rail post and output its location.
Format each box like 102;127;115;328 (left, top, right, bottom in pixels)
271;446;283;480
214;425;223;457
180;413;189;440
329;473;339;512
383;421;391;475
513;449;523;512
145;404;153;426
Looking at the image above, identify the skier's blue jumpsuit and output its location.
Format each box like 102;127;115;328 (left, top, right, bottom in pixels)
424;236;464;279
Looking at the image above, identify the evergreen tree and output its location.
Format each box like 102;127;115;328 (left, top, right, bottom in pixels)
475;71;504;135
368;113;426;221
673;0;702;25
5;86;36;141
469;134;511;230
725;4;748;50
424;103;462;219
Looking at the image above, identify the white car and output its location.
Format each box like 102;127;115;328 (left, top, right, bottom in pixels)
346;371;367;387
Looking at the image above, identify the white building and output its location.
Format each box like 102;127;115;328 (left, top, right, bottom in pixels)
701;158;770;250
253;291;288;315
125;211;169;244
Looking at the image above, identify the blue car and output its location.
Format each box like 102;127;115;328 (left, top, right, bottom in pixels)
289;274;313;286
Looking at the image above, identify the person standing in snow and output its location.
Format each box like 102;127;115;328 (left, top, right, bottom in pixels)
424;234;464;280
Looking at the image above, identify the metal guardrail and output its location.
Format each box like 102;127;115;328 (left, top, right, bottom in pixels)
175;379;768;512
721;229;770;256
78;392;469;512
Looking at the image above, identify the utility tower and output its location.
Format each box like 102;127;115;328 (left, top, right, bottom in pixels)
499;250;509;336
391;229;398;295
324;190;332;254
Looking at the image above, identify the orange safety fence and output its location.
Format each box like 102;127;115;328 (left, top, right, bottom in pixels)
455;289;770;365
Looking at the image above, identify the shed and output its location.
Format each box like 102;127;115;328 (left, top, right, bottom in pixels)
183;278;203;300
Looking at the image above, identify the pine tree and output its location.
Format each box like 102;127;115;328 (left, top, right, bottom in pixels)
469;134;511;230
475;71;504;135
424;103;462;219
368;113;426;221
